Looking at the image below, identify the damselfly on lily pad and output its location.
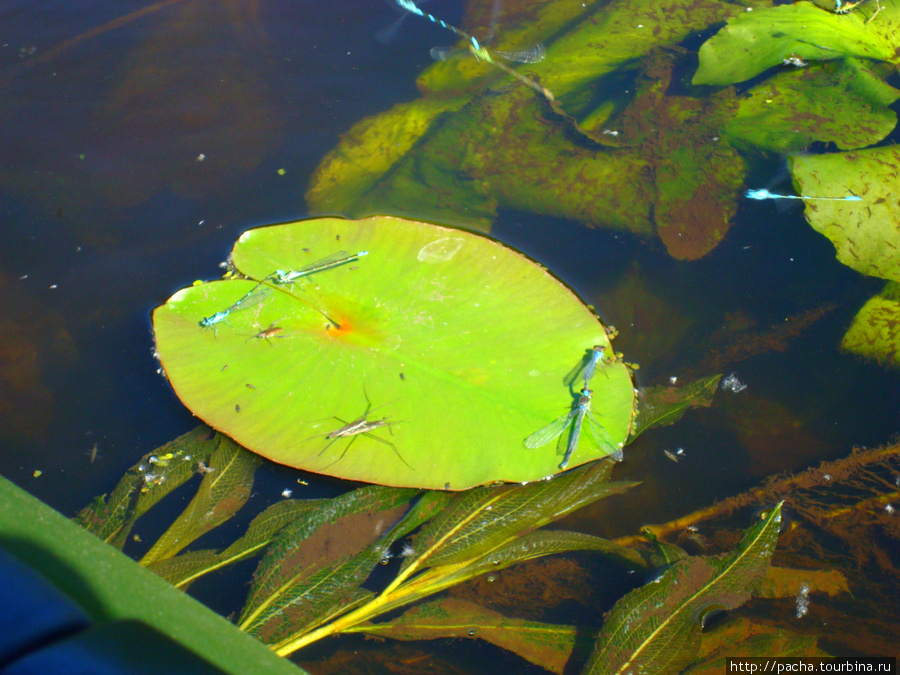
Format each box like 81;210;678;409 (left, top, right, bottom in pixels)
152;217;637;489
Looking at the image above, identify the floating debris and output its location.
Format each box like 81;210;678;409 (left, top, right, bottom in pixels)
721;373;747;393
664;447;686;463
795;582;810;618
196;461;215;475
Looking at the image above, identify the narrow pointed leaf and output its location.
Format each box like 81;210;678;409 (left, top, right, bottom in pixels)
352;598;577;675
240;486;418;628
687;619;832;673
74;472;145;545
631;375;721;438
434;529;647;592
641;529;691;568
390;490;454;540
584;503;783;674
370;527;648;624
251;543;383;646
253;495;432;646
110;432;220;549
408;462;618;570
215;499;324;565
251;493;451;639
74;426;217;546
487;530;648;571
146;549;221;586
148;499;324;588
140;436;261;564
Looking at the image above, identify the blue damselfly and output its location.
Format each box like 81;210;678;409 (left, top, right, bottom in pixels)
525;388;621;470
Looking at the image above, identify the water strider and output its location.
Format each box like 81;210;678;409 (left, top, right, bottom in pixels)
316;391;412;470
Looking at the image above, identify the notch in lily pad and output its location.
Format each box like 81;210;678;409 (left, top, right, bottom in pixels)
152;216;637;489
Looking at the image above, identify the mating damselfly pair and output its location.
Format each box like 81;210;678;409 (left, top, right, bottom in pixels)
526;345;624;470
393;0;555;101
199;250;367;332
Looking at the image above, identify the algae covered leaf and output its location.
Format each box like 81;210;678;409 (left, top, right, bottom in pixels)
140;436;261;565
252;462;640;657
583;503;783;674
631;375;722;439
152;217;636;489
725;58;899;154
693;1;899;86
402;461;637;573
790;146;900;283
238;485;420;643
788;146;900;368
353;598;577;675
74;426;218;547
841;281;900;369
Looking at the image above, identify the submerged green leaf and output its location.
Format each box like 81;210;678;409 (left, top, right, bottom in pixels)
74;426;217;547
641;527;691;568
140;437;261;565
260;463;641;658
693;1;899;86
725;59;899;153
432;529;646;595
145;499;326;587
584;503;783;674
686;619;831;673
790;146;900;283
239;485;418;638
631;375;721;439
352;598;577;675
145;549;221;587
255;543;382;648
406;462;623;570
306;98;470;219
841;281;900;369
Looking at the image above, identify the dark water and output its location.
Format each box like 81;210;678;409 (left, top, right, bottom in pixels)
2;0;899;670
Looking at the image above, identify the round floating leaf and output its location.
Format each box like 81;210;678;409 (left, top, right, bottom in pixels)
153;217;635;490
790;146;900;282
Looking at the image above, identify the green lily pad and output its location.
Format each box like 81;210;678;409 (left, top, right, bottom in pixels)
693;1;899;86
789;146;900;282
152;217;635;490
841;281;900;368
